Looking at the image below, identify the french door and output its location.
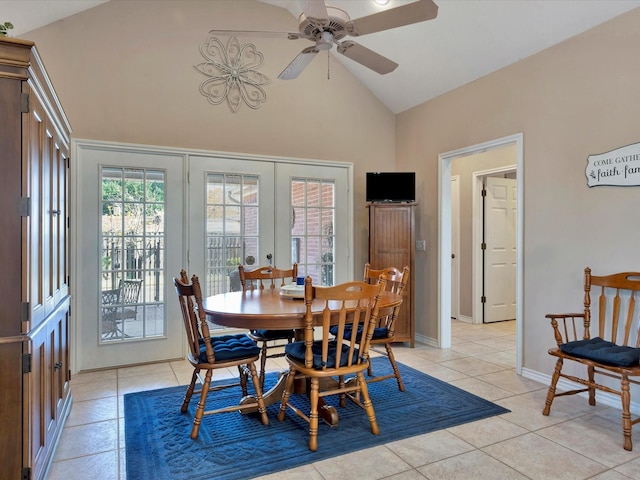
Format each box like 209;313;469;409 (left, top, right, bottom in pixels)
74;142;351;370
188;156;350;300
274;162;349;285
188;156;275;298
75;144;185;370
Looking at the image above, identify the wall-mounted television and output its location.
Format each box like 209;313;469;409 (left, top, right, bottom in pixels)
366;172;416;203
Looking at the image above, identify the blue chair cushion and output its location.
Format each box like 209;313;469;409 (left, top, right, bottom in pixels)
198;334;260;363
329;325;389;341
560;337;640;367
250;329;295;340
285;340;360;369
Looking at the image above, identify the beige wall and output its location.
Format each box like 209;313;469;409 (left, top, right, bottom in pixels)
397;7;640;375
21;0;396;272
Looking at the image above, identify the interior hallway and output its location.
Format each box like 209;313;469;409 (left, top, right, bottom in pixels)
48;320;640;479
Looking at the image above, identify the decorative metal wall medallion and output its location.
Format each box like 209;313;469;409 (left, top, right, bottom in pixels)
195;35;270;113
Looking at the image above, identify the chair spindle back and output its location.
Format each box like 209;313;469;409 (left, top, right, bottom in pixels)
303;275;386;371
239;264;298;291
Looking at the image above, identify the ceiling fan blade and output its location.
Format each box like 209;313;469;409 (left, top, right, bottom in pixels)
298;0;330;28
337;41;398;75
208;29;296;39
278;46;319;80
346;0;438;36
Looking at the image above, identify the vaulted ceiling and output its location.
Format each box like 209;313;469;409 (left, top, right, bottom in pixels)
3;0;640;113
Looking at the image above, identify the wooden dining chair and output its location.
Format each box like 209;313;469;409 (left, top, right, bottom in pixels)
173;270;269;439
239;264;298;389
277;275;386;451
362;263;410;391
543;268;640;450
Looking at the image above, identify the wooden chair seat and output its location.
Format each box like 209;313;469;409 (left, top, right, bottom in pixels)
239;264;297;389
277;276;386;451
543;267;640;451
174;270;269;439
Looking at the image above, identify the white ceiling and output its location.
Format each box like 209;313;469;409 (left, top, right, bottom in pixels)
3;0;640;113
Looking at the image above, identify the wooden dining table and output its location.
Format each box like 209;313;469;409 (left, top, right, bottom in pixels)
202;286;402;425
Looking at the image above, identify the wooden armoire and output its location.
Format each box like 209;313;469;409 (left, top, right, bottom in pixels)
0;37;72;480
368;203;415;347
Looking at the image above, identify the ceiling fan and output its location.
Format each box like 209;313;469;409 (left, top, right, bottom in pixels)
212;0;438;80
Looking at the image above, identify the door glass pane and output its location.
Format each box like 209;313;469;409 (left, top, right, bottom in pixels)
206;173;260;296
100;167;166;342
291;178;335;285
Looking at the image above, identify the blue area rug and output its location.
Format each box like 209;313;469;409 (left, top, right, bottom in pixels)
125;357;509;480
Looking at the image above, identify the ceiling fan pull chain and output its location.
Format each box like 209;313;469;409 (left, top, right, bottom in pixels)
327;50;330;80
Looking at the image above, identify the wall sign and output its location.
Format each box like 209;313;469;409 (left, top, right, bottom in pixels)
586;142;640;187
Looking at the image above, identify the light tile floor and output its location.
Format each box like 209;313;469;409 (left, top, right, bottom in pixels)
48;320;640;479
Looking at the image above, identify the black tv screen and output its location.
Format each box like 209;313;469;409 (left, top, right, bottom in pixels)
366;172;416;203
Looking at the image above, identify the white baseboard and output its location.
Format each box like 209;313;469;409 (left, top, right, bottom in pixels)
415;333;438;348
411;338;640;416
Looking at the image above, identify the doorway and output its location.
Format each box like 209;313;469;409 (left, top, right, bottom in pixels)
438;133;523;374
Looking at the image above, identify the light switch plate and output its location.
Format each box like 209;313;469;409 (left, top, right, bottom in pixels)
416;240;426;251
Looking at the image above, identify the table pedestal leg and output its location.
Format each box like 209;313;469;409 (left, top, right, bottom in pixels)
240;370;287;412
240;372;340;427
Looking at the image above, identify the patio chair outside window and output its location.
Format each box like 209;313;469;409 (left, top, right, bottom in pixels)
101;278;143;339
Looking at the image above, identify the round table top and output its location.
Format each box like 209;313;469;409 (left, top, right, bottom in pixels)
202;288;401;330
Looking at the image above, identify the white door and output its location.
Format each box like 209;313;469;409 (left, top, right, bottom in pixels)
484;176;517;323
451;176;460;320
75;145;185;370
275;163;350;285
188;156;275;298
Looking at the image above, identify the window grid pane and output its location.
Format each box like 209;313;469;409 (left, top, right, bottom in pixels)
291;178;335;286
206;173;260;297
100;168;166;343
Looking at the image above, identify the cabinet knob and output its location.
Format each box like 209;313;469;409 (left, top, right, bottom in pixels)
52;209;61;216
54;361;63;370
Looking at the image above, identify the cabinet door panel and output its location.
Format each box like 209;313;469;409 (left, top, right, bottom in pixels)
0;77;23;337
369;204;415;345
0;341;24;479
52;303;70;421
26;300;70;480
25;86;46;330
41;117;54;316
50;128;69;307
27;320;50;480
